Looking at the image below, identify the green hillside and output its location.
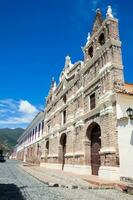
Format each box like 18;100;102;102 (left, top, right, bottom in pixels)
0;128;24;153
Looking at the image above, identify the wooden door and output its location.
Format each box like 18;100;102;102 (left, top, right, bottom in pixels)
62;134;66;170
91;126;101;175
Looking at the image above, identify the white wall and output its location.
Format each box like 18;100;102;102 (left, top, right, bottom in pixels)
117;94;133;178
116;93;133;119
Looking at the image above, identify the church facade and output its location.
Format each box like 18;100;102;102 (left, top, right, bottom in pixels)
16;6;133;181
41;6;122;180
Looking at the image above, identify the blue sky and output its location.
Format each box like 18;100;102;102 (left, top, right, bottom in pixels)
0;0;132;128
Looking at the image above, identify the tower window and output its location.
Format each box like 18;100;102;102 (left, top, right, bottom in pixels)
90;93;96;110
88;46;93;58
99;33;105;46
63;110;66;124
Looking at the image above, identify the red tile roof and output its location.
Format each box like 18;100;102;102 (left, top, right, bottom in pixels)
114;82;133;95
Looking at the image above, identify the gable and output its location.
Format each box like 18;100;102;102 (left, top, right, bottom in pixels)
92;9;103;34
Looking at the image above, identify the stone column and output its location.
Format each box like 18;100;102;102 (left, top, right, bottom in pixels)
83;140;91;165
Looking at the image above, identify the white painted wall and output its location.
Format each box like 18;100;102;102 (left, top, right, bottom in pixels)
16;111;45;160
117;93;133;178
116;93;133;119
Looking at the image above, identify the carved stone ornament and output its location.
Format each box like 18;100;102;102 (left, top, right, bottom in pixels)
106;6;114;18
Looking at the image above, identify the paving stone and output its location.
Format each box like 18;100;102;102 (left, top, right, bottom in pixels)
0;160;132;200
48;183;59;187
67;185;78;189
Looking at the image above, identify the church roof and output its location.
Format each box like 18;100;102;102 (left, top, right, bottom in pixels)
115;82;133;95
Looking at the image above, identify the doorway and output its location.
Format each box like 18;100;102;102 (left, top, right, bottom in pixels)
90;124;101;175
60;133;67;170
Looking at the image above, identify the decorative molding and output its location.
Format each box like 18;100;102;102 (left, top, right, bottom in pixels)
47;154;58;158
65;152;84;157
100;147;116;154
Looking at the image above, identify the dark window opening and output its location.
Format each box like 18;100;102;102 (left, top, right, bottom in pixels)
35;126;37;139
99;33;105;46
38;123;41;137
33;129;34;136
42;120;44;132
90;93;96;110
88;46;93;58
63;110;66;124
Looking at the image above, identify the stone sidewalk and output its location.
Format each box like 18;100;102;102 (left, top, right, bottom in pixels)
20;163;127;191
20;164;91;189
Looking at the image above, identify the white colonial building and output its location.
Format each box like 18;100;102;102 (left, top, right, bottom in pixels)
116;84;133;181
17;111;45;163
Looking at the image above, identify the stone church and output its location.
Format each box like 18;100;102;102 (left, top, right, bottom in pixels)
41;5;123;179
16;6;133;181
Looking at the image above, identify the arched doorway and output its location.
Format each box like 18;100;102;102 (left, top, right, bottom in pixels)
87;123;101;175
60;133;67;170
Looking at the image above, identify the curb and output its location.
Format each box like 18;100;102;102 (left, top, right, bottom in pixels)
20;165;128;192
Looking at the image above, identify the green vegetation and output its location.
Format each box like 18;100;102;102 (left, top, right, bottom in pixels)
0;128;24;154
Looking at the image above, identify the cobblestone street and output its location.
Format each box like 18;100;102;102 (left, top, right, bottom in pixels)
0;160;132;200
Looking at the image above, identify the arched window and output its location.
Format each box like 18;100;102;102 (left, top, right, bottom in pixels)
98;33;105;46
88;46;93;58
90;93;96;110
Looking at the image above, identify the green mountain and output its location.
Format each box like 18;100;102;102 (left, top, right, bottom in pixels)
0;128;24;154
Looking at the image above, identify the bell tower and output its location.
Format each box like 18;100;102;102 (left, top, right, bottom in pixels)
82;7;124;170
83;6;124;86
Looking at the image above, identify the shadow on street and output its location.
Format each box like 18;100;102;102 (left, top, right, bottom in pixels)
0;183;24;200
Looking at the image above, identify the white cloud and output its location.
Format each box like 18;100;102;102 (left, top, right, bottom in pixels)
0;99;18;110
0;115;35;125
0;98;39;128
19;100;38;114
